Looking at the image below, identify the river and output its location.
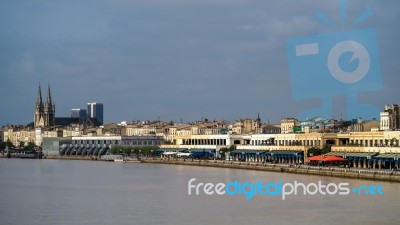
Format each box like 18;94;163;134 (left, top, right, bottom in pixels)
0;159;399;225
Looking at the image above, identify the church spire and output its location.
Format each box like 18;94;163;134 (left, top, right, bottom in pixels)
46;84;53;107
36;84;43;106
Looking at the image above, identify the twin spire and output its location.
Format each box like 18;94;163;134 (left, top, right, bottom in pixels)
35;84;53;108
34;84;55;128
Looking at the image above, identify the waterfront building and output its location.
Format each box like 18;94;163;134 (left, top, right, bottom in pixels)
6;127;35;146
174;134;243;147
42;135;164;156
33;128;64;146
164;130;400;151
87;102;104;125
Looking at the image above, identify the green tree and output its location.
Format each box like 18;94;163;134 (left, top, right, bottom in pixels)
0;142;6;150
219;148;228;159
307;145;331;157
218;145;236;160
5;139;14;149
24;142;36;150
109;145;159;155
110;146;123;154
19;141;25;149
228;145;236;151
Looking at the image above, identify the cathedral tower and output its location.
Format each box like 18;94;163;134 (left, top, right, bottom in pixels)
44;84;55;127
34;84;55;128
34;85;44;128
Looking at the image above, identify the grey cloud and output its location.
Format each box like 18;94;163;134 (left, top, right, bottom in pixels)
0;0;399;125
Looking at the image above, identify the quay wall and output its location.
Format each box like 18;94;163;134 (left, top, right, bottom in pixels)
141;159;400;182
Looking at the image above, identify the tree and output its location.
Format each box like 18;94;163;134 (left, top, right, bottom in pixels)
219;148;228;160
307;145;331;157
24;142;36;150
218;145;236;160
109;145;159;155
228;145;236;151
19;141;25;149
0;142;6;150
5;139;13;149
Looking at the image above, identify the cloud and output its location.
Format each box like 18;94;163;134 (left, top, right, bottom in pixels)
0;0;399;125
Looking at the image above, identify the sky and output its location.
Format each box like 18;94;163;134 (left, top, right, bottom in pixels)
0;0;399;126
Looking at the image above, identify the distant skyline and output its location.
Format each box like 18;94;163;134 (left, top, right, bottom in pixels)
1;0;399;126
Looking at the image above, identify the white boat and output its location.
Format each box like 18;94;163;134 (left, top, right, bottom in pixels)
177;152;192;157
113;155;124;162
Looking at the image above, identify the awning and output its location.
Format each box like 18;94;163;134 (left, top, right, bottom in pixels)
187;149;215;157
373;153;400;161
177;152;192;157
188;149;215;153
155;148;187;154
261;150;304;158
163;152;178;155
325;152;378;159
308;155;347;162
230;150;267;155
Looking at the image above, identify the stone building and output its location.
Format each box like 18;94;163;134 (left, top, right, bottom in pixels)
380;104;400;131
230;115;262;134
280;118;299;134
351;120;380;132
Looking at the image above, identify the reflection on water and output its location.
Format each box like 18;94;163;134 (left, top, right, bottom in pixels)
0;159;399;225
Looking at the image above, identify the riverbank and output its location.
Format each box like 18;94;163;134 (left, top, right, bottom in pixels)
141;158;400;182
